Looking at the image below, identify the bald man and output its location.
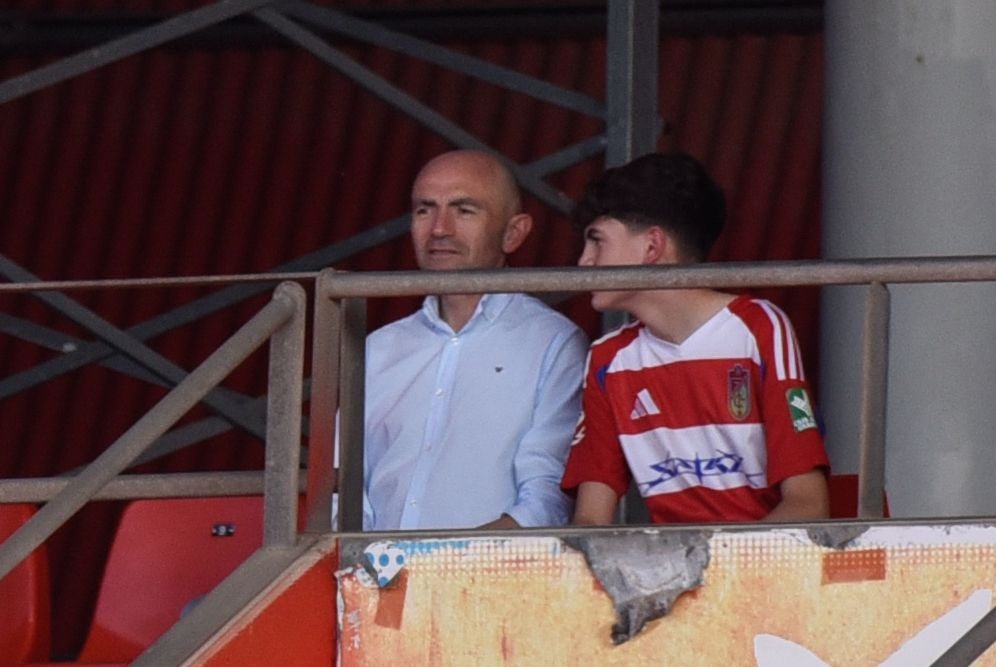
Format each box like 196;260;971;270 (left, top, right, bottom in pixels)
360;150;587;530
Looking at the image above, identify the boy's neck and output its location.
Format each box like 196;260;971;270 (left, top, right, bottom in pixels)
633;289;736;344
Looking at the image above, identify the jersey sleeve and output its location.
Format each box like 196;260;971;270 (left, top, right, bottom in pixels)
750;300;830;486
560;348;632;498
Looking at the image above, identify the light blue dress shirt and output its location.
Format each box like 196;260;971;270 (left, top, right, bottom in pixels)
362;292;587;530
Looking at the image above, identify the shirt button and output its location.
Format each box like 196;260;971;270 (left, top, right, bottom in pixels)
435;388;443;396
450;337;459;344
410;500;417;506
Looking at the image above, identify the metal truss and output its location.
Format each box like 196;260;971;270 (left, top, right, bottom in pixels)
0;1;660;467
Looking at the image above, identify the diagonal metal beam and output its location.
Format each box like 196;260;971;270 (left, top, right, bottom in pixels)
0;0;277;105
281;1;606;119
0;255;267;439
0;308;275;468
0;289;298;582
0;215;410;401
0;312;254;407
253;7;574;213
129;381;310;471
522;135;608;178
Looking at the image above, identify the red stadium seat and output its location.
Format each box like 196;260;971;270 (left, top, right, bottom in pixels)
828;474;890;518
0;503;52;664
75;496;266;663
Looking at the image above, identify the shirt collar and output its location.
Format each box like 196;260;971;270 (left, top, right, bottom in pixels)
420;292;515;334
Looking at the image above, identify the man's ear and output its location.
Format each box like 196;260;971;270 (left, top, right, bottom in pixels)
501;213;533;254
644;226;669;264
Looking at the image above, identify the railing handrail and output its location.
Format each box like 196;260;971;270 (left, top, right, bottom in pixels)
3;255;995;556
0;471;306;503
316;255;996;297
1;255;992;296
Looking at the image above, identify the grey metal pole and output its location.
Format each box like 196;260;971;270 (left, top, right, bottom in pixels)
0;0;276;105
606;0;660;167
857;282;889;518
315;256;996;298
263;282;307;547
0;471;303;502
304;269;340;533
337;298;367;532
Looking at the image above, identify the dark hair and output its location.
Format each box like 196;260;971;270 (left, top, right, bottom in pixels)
572;152;726;261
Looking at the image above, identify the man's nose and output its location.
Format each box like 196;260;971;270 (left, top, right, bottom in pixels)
578;245;594;266
430;211;454;236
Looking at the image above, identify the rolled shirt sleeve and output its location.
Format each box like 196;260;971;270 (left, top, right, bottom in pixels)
505;326;588;527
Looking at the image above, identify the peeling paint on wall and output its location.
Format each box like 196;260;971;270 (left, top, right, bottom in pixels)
564;530;711;644
808;524;869;549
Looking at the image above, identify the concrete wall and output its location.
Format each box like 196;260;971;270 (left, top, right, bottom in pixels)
821;0;996;516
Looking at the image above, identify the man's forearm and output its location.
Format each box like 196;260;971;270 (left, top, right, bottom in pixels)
763;470;830;521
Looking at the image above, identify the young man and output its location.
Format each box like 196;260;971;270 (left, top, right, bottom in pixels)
561;152;829;525
360;149;587;530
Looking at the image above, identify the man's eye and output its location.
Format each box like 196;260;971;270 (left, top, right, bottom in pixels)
458;207;475;215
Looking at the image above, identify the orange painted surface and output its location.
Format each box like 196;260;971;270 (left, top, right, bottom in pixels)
195;546;337;667
337;529;996;665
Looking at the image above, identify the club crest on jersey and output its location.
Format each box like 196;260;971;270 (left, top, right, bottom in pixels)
727;364;751;421
786;388;817;432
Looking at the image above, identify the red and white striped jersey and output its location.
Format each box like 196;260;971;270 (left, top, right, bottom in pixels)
561;295;829;523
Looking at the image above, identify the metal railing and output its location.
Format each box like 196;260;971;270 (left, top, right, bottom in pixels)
0;280;306;581
1;254;994;663
3;254;995;557
310;255;996;531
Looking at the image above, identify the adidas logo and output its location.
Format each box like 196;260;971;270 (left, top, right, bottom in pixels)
630;388;661;420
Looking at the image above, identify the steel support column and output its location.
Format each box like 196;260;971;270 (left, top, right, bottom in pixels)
606;0;660;167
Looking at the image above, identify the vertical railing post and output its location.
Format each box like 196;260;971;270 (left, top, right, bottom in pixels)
338;297;367;532
263;282;306;547
857;281;890;518
304;269;340;533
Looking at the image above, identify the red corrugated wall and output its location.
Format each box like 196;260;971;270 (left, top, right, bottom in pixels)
0;5;823;657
